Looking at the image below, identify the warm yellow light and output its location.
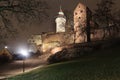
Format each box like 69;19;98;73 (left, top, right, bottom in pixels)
5;46;8;49
51;47;63;54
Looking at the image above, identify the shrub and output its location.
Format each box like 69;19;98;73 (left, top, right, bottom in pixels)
47;48;68;64
47;48;91;64
0;54;10;63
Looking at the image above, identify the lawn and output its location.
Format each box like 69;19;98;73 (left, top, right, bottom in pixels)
8;46;120;80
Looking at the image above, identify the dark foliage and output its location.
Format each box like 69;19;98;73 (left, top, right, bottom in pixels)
0;0;48;43
94;0;114;26
93;0;120;39
47;47;93;64
0;54;10;64
64;10;74;32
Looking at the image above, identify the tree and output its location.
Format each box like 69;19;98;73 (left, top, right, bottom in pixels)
64;10;74;32
93;0;115;38
0;0;48;44
113;9;120;32
86;8;92;42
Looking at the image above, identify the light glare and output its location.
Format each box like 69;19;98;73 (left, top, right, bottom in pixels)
5;46;8;49
20;49;29;57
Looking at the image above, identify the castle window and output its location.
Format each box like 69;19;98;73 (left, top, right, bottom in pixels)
32;40;35;43
80;10;83;13
79;5;80;8
75;12;77;15
79;17;81;19
30;40;32;43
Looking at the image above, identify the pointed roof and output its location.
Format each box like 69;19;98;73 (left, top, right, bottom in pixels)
74;2;86;12
58;5;64;15
59;5;62;12
56;4;66;19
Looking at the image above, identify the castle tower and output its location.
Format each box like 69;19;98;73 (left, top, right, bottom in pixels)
55;6;66;33
74;3;92;43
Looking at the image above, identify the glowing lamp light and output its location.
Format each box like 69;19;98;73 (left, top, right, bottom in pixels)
28;49;32;53
20;49;29;57
5;46;8;49
51;47;63;54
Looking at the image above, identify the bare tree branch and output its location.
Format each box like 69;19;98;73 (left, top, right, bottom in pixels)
0;0;48;43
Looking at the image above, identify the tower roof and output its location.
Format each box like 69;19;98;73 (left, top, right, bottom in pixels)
74;2;86;12
56;5;66;19
58;6;64;15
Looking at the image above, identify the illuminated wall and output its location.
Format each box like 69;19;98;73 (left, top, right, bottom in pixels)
42;32;74;52
74;3;87;43
28;35;42;52
28;35;42;45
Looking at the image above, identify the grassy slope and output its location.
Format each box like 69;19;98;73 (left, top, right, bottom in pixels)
9;47;120;80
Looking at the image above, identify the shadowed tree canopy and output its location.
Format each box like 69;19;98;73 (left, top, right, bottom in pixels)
64;10;74;32
93;0;118;38
93;0;115;27
0;0;48;44
113;9;120;28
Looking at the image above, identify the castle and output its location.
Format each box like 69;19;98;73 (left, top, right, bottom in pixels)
28;2;119;53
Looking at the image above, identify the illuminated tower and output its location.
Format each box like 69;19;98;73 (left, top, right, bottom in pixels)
55;6;66;33
74;3;92;43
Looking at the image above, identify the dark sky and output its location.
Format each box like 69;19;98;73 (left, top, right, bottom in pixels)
8;0;120;49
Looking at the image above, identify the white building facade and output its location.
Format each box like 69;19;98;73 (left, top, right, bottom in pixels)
55;7;66;33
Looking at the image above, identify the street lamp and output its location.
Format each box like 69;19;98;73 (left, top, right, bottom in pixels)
5;46;8;49
20;49;29;73
23;59;25;72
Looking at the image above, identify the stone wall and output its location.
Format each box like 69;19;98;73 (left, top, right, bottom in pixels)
91;27;120;41
41;32;74;52
39;27;119;53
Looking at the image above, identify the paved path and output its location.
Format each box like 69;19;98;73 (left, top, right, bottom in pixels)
0;54;50;79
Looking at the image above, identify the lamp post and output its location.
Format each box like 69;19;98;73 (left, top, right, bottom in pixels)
20;49;29;73
23;59;25;72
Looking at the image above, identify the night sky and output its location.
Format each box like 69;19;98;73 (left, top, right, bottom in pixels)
8;0;120;50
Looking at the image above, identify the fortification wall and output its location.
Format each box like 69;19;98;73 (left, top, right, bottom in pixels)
41;32;74;52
